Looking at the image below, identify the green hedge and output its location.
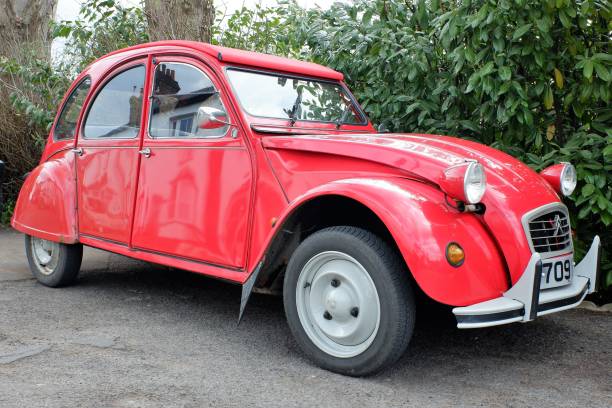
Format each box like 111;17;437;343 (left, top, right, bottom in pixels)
280;0;611;291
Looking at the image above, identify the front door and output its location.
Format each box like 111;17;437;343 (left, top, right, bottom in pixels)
76;61;147;244
131;57;253;269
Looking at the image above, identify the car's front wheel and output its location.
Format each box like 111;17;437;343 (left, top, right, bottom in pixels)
25;235;83;287
283;226;415;376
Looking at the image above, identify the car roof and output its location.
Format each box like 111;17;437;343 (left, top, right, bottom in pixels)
98;40;344;81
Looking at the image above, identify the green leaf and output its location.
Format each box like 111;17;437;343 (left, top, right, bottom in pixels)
594;63;611;82
559;10;572;28
597;195;609;210
582;184;595;197
578;205;591;219
553;68;564;89
536;18;549;33
493;37;504;52
362;10;373;25
544;86;554;110
512;23;532;41
583;59;593;79
499;66;511;81
593;53;612;63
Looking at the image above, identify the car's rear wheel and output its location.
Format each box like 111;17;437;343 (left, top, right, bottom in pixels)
25;235;83;287
283;226;415;376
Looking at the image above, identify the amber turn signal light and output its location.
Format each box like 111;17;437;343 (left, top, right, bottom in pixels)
446;242;465;267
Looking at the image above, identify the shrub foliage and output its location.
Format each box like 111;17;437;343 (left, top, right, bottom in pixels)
287;0;611;290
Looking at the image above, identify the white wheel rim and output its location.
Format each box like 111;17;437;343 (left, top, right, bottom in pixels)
31;237;60;276
296;251;381;358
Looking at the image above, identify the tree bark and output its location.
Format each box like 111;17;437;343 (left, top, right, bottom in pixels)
0;0;57;51
144;0;215;43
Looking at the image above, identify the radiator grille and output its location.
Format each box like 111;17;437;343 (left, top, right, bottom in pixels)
527;210;572;254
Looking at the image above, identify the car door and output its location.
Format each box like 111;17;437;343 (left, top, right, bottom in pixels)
76;61;147;245
131;57;253;269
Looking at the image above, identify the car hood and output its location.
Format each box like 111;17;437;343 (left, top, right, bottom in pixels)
262;133;563;283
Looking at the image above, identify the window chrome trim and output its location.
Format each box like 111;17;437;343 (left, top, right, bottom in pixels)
81;64;146;140
52;75;91;142
521;202;573;259
147;61;229;140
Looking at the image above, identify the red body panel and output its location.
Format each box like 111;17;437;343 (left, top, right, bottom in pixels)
100;41;344;81
76;140;139;244
12;149;78;243
250;177;508;305
132;140;252;268
11;41;569;306
262;134;561;285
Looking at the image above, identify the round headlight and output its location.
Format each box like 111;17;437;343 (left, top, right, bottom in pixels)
464;162;487;204
560;163;577;196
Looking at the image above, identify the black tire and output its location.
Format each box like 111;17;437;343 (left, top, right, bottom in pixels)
283;226;415;376
25;234;83;287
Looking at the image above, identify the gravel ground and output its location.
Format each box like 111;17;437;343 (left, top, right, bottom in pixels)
0;229;610;407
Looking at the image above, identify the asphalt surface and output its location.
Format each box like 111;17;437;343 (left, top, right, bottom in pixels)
0;229;610;407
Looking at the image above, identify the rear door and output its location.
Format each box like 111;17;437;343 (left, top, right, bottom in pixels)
131;56;253;269
76;61;147;244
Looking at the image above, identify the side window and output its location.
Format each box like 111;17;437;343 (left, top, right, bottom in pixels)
53;77;91;140
149;63;228;138
83;66;145;139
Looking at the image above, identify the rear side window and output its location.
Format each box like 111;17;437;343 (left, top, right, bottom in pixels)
149;63;228;138
53;77;91;140
83;65;146;139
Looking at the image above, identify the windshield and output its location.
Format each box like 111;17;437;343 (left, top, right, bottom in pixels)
226;69;365;125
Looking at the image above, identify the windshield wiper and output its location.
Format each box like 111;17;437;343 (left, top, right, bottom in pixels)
288;92;302;126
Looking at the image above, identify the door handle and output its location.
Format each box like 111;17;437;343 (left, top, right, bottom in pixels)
138;147;151;158
71;148;84;156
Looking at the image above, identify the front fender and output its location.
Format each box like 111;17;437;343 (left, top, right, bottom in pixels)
256;176;509;306
11;149;78;243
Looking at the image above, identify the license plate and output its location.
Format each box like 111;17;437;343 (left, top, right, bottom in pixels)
540;254;573;289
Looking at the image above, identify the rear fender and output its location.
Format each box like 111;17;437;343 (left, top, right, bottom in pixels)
11;149;78;243
253;177;508;307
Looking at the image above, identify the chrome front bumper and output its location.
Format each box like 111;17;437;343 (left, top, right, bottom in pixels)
453;235;601;329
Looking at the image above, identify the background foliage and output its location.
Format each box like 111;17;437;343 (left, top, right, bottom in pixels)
0;0;610;295
284;0;611;294
53;0;148;72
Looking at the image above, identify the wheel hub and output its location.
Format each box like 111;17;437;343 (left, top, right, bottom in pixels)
31;237;59;275
324;287;353;321
296;251;381;358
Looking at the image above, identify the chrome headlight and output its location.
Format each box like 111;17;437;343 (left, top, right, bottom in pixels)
440;161;487;204
463;162;487;204
560;163;577;196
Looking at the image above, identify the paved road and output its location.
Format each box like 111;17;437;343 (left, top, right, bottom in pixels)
0;229;610;407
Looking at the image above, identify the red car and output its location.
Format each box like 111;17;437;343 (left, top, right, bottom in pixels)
12;41;601;376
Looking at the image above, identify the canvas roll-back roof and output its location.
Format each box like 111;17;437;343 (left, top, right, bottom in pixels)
100;40;344;81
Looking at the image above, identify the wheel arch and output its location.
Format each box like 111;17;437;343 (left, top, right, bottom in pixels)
11;149;78;244
252;192;406;295
248;177;509;307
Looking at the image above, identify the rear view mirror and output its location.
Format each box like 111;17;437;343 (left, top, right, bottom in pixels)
197;107;230;129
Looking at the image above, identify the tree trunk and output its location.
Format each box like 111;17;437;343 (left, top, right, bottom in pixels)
0;1;57;207
145;0;215;43
0;0;57;51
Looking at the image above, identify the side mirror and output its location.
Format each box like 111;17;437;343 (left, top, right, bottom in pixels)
197;107;230;130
